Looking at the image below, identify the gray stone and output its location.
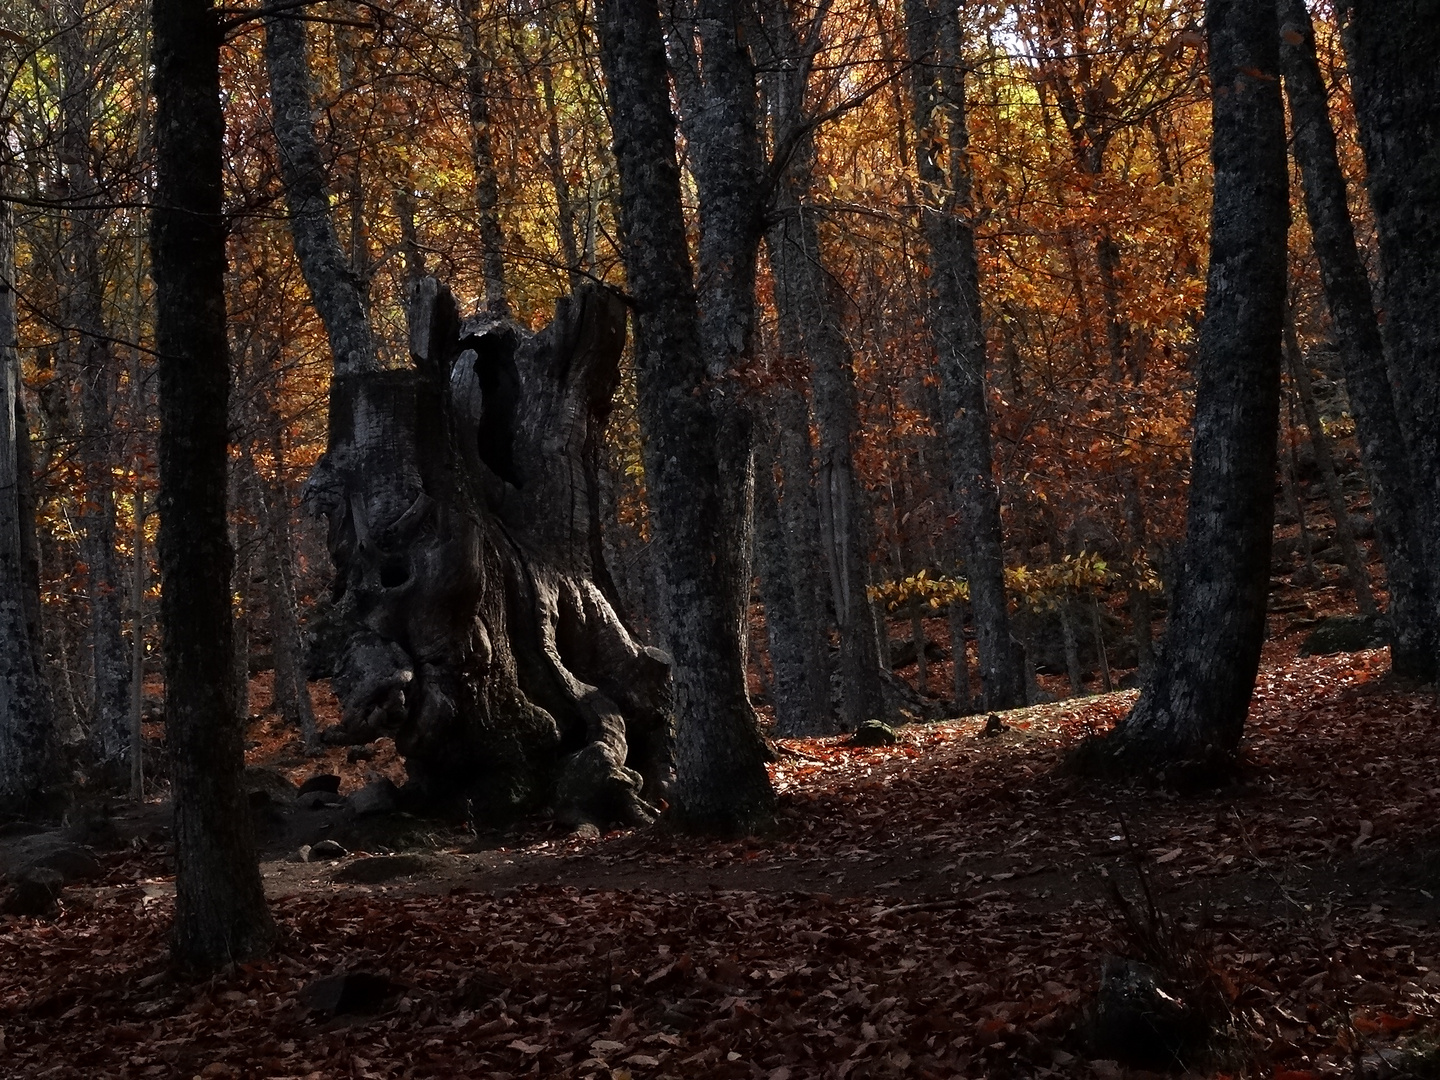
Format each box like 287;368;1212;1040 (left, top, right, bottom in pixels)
10;838;101;884
306;839;348;861
299;790;345;811
849;720;898;746
347;778;399;817
2;869;63;917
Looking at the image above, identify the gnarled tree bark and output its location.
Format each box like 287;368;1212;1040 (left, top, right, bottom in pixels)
307;281;671;826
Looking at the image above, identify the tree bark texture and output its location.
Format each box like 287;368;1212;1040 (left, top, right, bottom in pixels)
1;186;57;812
460;0;509;319
760;3;886;731
151;0;274;970
1277;0;1434;676
1333;0;1440;678
57;16;130;765
753;427;812;734
265;11;378;381
1084;0;1288;773
1282;318;1377;616
903;0;1027;710
307;280;672;826
595;0;774;832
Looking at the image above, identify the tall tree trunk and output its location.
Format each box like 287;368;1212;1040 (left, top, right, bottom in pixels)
595;0;774;832
759;2;887;730
58;14;129;765
1078;0;1288;775
774;384;836;732
1;180;57;812
460;0;508;319
753;427;811;735
1282;316;1377;616
1280;0;1436;676
903;0;1027;709
264;11;377;381
151;0;274;970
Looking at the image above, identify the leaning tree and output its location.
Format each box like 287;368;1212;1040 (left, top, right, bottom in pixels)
306;281;672;827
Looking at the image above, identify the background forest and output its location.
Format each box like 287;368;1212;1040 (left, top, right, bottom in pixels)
3;0;1440;1073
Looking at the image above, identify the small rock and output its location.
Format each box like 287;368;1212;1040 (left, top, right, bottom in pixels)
306;839;348;862
298;790;345;811
1299;614;1391;657
299;971;393;1014
348;778;399;817
298;774;342;796
13;839;101;884
570;822;601;840
332;854;428;885
849;720;898;747
1088;956;1206;1070
243;765;299;803
979;714;1009;738
2;869;64;917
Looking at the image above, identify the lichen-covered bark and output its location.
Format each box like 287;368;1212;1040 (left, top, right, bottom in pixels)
1333;0;1440;679
595;0;774;832
1081;0;1288;774
758;0;885;731
151;0;274;970
264;11;377;380
903;0;1027;710
1278;0;1433;677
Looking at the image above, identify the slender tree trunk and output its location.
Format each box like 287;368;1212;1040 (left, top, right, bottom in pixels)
1282;317;1377;616
151;0;274;969
1281;404;1320;582
460;0;508;319
1078;0;1288;775
130;489;146;800
265;11;377;380
58;17;129;764
758;4;886;729
1280;0;1436;676
540;62;582;290
754;427;811;735
595;0;774;832
774;385;836;731
1;181;57;811
903;0;1026;709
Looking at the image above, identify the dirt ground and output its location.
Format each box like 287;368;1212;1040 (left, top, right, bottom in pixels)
2;637;1438;1079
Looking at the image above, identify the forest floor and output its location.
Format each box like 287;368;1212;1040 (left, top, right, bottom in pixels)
2;639;1439;1079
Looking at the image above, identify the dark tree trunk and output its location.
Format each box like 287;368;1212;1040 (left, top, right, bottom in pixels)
1077;0;1288;775
595;0;774;832
150;0;274;970
1321;0;1440;677
753;427;811;735
773;384;837;732
1;185;57;812
903;0;1027;710
460;0;509;319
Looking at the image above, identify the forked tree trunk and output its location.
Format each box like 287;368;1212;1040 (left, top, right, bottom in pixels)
596;0;774;832
307;281;672;825
1077;0;1288;776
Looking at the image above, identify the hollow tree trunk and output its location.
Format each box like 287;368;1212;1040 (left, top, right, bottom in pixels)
307;281;672;825
151;0;274;969
1080;0;1287;775
1;184;57;811
595;0;774;832
903;0;1027;710
1280;0;1435;676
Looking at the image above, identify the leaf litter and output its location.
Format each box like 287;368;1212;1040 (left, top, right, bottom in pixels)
2;645;1438;1078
